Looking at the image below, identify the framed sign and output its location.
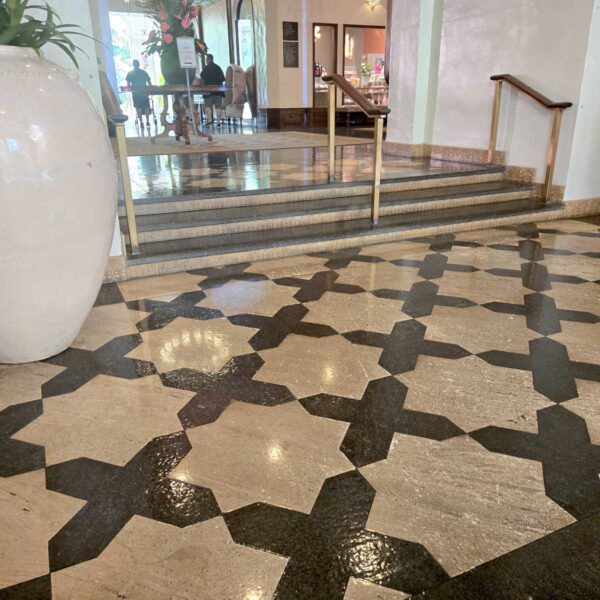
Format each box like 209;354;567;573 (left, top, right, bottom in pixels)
283;41;299;68
283;21;299;41
176;37;197;69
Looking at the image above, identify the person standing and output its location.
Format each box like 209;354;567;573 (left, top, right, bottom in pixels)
126;59;152;128
200;54;225;126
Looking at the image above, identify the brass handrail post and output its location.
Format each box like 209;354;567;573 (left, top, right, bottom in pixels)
327;82;336;182
112;117;140;255
371;115;384;224
542;108;563;203
487;80;502;164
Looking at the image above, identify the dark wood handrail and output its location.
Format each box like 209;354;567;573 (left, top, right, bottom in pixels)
323;74;391;117
490;74;572;109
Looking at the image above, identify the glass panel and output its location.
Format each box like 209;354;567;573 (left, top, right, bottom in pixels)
313;24;336;108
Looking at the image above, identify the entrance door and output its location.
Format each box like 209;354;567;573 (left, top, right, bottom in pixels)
313;23;338;109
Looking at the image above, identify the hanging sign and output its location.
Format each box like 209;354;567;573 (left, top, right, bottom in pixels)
176;37;197;69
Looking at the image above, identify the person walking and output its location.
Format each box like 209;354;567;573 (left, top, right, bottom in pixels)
199;54;225;126
126;59;152;129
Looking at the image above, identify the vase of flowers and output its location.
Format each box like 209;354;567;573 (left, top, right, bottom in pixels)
360;62;372;87
139;0;207;84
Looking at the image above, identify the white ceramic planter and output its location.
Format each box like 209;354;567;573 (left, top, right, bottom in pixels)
0;47;117;363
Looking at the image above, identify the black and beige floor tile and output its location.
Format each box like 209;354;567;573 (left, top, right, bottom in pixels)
1;217;600;598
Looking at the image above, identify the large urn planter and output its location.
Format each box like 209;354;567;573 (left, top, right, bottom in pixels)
160;45;196;85
0;47;117;364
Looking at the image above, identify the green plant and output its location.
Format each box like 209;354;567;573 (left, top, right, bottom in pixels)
0;0;88;67
360;62;372;76
138;0;207;57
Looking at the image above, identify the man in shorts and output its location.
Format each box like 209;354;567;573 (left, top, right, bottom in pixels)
126;59;152;128
200;54;226;126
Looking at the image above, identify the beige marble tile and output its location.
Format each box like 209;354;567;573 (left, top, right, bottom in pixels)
51;516;287;600
0;470;85;589
171;401;352;513
304;292;410;334
335;261;424;291
198;279;299;317
362;434;575;577
344;577;409;600
541;254;599;282
255;334;387;400
453;228;518;245
549;321;600;364
399;356;552;433
538;232;600;255
419;305;539;355
0;362;64;412
444;245;525;271
127;317;255;373
563;380;600;445
118;272;203;302
249;255;327;279
361;240;431;261
71;303;146;351
544;281;600;315
542;219;599;233
436;269;529;305
13;375;193;466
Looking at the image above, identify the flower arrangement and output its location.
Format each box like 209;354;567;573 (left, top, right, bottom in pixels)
139;0;207;57
360;62;372;77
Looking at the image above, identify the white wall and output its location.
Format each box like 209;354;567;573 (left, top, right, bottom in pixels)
565;0;600;200
202;1;231;69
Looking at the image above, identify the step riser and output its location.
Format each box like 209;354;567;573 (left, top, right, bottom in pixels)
119;172;504;217
125;190;532;244
125;207;564;279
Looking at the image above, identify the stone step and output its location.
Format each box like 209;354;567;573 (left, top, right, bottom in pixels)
124;198;564;279
122;181;533;243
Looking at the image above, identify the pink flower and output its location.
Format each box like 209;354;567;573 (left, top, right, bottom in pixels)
160;21;170;32
197;42;206;52
181;0;188;6
190;7;198;18
157;9;168;20
181;17;191;28
163;33;173;44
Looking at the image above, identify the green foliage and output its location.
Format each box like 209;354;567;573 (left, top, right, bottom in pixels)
0;0;89;67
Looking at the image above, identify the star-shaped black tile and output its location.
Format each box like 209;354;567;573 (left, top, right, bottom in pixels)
486;262;588;291
94;282;125;307
42;334;156;397
225;470;449;599
373;280;476;318
471;404;600;519
478;337;600;403
126;290;223;332
408;234;481;252
301;377;463;467
0;575;51;600
273;271;365;303
489;239;572;261
344;319;471;374
483;292;599;336
45;431;220;572
391;253;478;280
160;353;295;428
188;262;268;288
308;246;385;269
0;401;45;477
228;304;337;350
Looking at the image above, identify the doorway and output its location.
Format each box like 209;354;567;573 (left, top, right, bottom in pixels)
313;23;338;109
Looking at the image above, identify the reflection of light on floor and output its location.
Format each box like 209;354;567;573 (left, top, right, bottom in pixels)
158;327;232;367
323;365;336;382
268;445;283;462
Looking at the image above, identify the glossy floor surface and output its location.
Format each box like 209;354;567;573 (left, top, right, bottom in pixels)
126;144;484;200
1;217;600;599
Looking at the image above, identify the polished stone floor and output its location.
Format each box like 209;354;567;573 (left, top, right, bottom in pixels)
126;145;486;199
1;217;600;599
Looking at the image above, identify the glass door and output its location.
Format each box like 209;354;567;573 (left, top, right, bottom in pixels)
313;23;337;108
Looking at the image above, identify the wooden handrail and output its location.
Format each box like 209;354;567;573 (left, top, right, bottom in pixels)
490;74;572;109
323;74;390;117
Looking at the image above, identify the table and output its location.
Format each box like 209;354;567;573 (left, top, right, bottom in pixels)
120;85;229;144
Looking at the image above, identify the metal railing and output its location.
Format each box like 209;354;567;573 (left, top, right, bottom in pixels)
323;74;390;224
487;74;573;202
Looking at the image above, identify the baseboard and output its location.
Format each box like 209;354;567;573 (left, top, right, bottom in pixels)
561;197;600;217
103;255;128;283
258;108;309;130
383;141;507;166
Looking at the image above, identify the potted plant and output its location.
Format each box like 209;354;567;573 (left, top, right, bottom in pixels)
0;0;118;363
138;0;207;84
360;62;372;87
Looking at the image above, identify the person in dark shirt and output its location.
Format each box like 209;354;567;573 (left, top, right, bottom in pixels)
126;59;152;128
199;54;225;126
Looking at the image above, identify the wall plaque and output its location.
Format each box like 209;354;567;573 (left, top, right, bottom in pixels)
283;21;299;41
283;41;299;68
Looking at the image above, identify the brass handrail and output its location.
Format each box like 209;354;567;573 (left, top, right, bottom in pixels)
487;74;573;202
323;74;390;224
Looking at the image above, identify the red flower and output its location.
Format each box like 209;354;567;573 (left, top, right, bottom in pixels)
160;21;170;32
163;33;174;44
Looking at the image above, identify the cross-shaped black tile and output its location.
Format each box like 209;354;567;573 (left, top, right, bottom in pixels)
160;353;295;428
489;239;572;261
344;319;471;375
409;234;482;252
478;337;600;403
126;290;223;332
45;431;220;572
224;470;449;600
483;292;599;336
391;253;478;280
273;271;365;303
188;262;268;288
486;262;588;292
307;246;385;269
373;280;476;318
300;377;463;467
471;404;600;519
228;304;337;351
42;334;156;398
0;400;45;477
